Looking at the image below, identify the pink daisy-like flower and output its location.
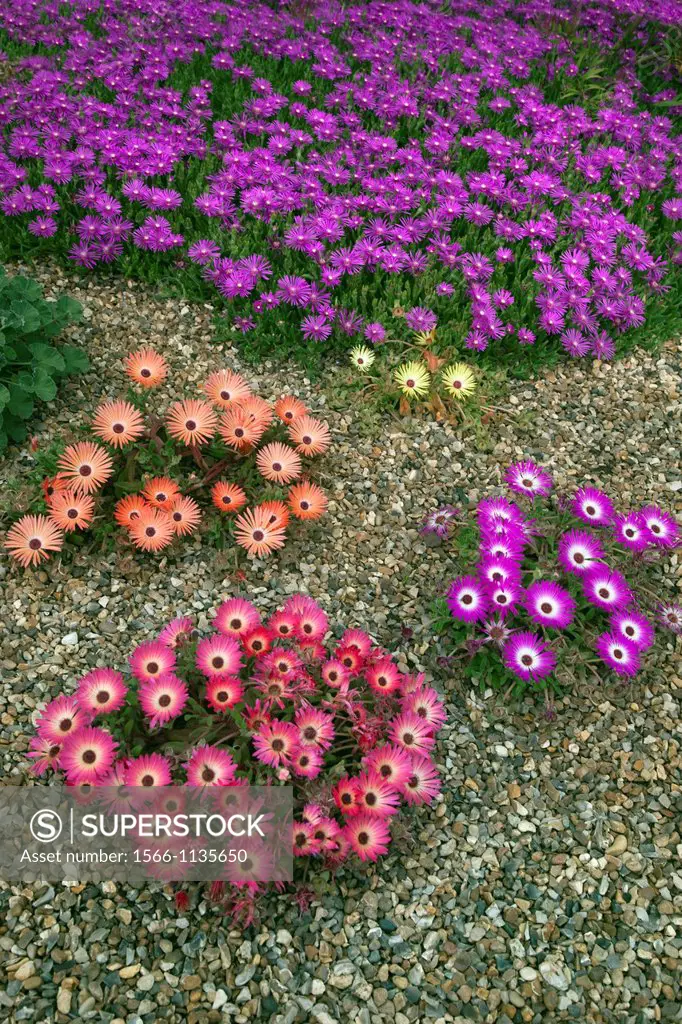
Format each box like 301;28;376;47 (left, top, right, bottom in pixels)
27;735;63;776
295;706;335;749
333;776;359;816
485;580;522;617
139;673;188;728
505;460;553;498
595;632;641;677
157;617;196;649
253;721;299;768
401;686;447;730
61;726;117;784
205;676;244;712
354;770;401;817
185;745;237;786
125;753;172;787
308;816;342;851
344;814;391;861
612;510;651;552
401;757;441;806
388;712;436;755
291;746;324;778
242;626;275;658
292;821;321;857
571;486;614;527
195;634;243;677
502;632;557;681
639;505;679;548
35;694;91;744
321;659;348;689
213;597;261;637
363;744;413;788
479;556;522;587
365;657;402;695
582;567;632;611
557;530;606;575
286;595;328;640
76;668;127;715
339;628;373;659
447;576;489;623
255;442;302;484
610;610;655;651
129;641;176;684
524;581;576;630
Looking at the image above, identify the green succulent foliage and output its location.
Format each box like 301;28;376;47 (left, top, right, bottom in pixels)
0;266;88;451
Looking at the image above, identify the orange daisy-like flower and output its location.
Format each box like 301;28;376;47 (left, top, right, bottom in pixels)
169;496;202;536
259;500;290;530
166;399;218;448
274;396;308;425
4;514;64;567
142;477;181;510
128;508;175;552
288;416;331;456
124;348;169;388
114;494;149;527
255;442;302;484
91;400;145;448
219;407;266;451
234;506;286;558
211;481;247;514
42;473;70;506
48;490;95;532
57;442;113;494
287;481;328;520
204;369;252;409
238;395;273;429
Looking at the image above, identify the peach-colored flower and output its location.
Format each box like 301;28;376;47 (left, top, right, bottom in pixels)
218;407;266;451
287;481;328;520
234;506;286;557
91;400;145;448
42;473;70;506
128;508;175;552
169;496;202;536
211;481;247;514
114;494;149;527
57;442;113;494
48;490;95;532
124;348;168;388
204;369;251;409
255;442;302;484
274;396;308;424
259;500;290;530
166;399;218;447
238;395;273;429
288;416;331;456
142;477;181;510
4;514;64;567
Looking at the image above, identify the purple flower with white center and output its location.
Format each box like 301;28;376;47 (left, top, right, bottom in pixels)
485;581;521;617
233;316;255;333
405;307;437;333
524;581;576;629
447;576;488;624
612;512;650;552
301;314;332;342
480;616;513;648
503;632;556;681
364;322;386;345
478;556;522;588
560;329;590;357
495;248;514;263
582;567;632;611
188;240;220;266
595;633;640;677
482;534;527;562
571;487;614;527
639;505;679;548
478;497;525;526
276;276;311;308
435;283;454;296
517;328;536;345
658;603;682;635
28;216;57;237
610;610;654;651
661;198;682;220
557;530;606;575
505;460;553;498
421;506;459;540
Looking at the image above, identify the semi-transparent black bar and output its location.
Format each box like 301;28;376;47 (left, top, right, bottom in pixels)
0;786;293;883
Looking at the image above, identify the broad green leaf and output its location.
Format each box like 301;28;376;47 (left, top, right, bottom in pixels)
61;345;90;374
8;277;42;302
4;415;28;442
29;342;66;373
10;300;42;334
0;384;9;410
7;386;34;420
33;368;58;402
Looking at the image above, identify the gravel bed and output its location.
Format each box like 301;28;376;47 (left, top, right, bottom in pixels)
0;264;680;1024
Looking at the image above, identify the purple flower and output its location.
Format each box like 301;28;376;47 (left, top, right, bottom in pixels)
524;581;576;630
188;240;220;266
28;216;57;237
610;610;654;651
300;314;332;342
505;460;553;498
658;603;682;635
447;576;488;624
557;530;606;575
595;633;640;677
503;632;556;681
571;487;614;527
405;307;437;332
484;581;522;617
639;505;679;548
582;567;632;611
421;506;459;539
364;322;386;344
612;512;650;552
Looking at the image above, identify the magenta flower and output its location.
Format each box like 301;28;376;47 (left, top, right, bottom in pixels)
595;632;640;677
505;460;553;498
524;581;576;629
447;576;489;623
582;567;633;611
502;632;556;681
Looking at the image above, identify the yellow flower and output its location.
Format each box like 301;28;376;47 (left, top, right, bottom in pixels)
349;346;375;372
393;361;431;399
441;362;476;400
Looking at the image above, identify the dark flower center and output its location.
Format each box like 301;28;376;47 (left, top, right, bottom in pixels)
235;428;244;437
272;739;284;752
230;618;241;630
651;524;661;534
540;602;552;614
141;368;151;378
301;501;310;510
113;423;125;434
79;465;92;476
521;655;533;666
408;775;419;789
357;831;369;845
574;552;585;564
59;718;72;732
272;462;282;472
217;691;228;702
220;390;230;401
299;755;310;767
302;435;312;445
522;478;533;487
29;538;42;550
402;732;414;745
614;648;623;659
212;657;224;669
173;512;182;522
185;420;197;431
141;774;154;786
147;662;158;674
295;833;306;847
96;691;109;704
49;746;60;758
253;530;264;541
82;749;96;764
341;793;352;804
598;588;610;599
366;792;377;806
406;378;415;388
202;767;215;782
461;594;473;605
222;495;232;504
67;508;79;520
158;694;171;708
586;505;595;516
145;527;156;537
303;726;317;740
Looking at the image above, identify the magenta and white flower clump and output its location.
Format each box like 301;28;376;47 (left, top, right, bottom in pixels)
444;460;680;686
26;594;445;875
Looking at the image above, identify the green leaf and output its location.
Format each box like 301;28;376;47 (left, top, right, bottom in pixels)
0;383;9;411
61;345;90;374
0;428;7;452
9;277;42;302
29;342;66;374
10;300;42;335
4;416;28;442
53;295;83;322
7;381;34;419
33;368;58;403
